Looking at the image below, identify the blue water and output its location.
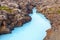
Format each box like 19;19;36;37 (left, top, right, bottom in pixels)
0;8;51;40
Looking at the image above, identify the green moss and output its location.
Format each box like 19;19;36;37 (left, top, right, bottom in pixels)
48;8;53;11
57;10;60;13
0;6;13;13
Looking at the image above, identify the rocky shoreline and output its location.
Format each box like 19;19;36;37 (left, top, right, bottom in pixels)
36;0;60;40
0;0;34;35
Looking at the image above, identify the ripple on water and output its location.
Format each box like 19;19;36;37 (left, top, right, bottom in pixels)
0;8;51;40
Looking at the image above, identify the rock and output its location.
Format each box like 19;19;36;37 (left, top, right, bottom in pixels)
0;0;32;35
0;21;11;35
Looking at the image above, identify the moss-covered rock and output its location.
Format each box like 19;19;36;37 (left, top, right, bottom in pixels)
0;6;13;13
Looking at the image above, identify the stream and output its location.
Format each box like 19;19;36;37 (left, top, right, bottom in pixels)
0;8;51;40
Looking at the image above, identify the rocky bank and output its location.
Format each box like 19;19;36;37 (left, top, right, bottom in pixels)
0;0;33;34
36;0;60;40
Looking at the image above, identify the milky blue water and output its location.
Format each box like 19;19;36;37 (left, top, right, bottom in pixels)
0;8;51;40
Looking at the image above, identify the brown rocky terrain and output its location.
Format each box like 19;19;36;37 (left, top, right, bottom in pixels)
36;0;60;40
0;0;33;34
